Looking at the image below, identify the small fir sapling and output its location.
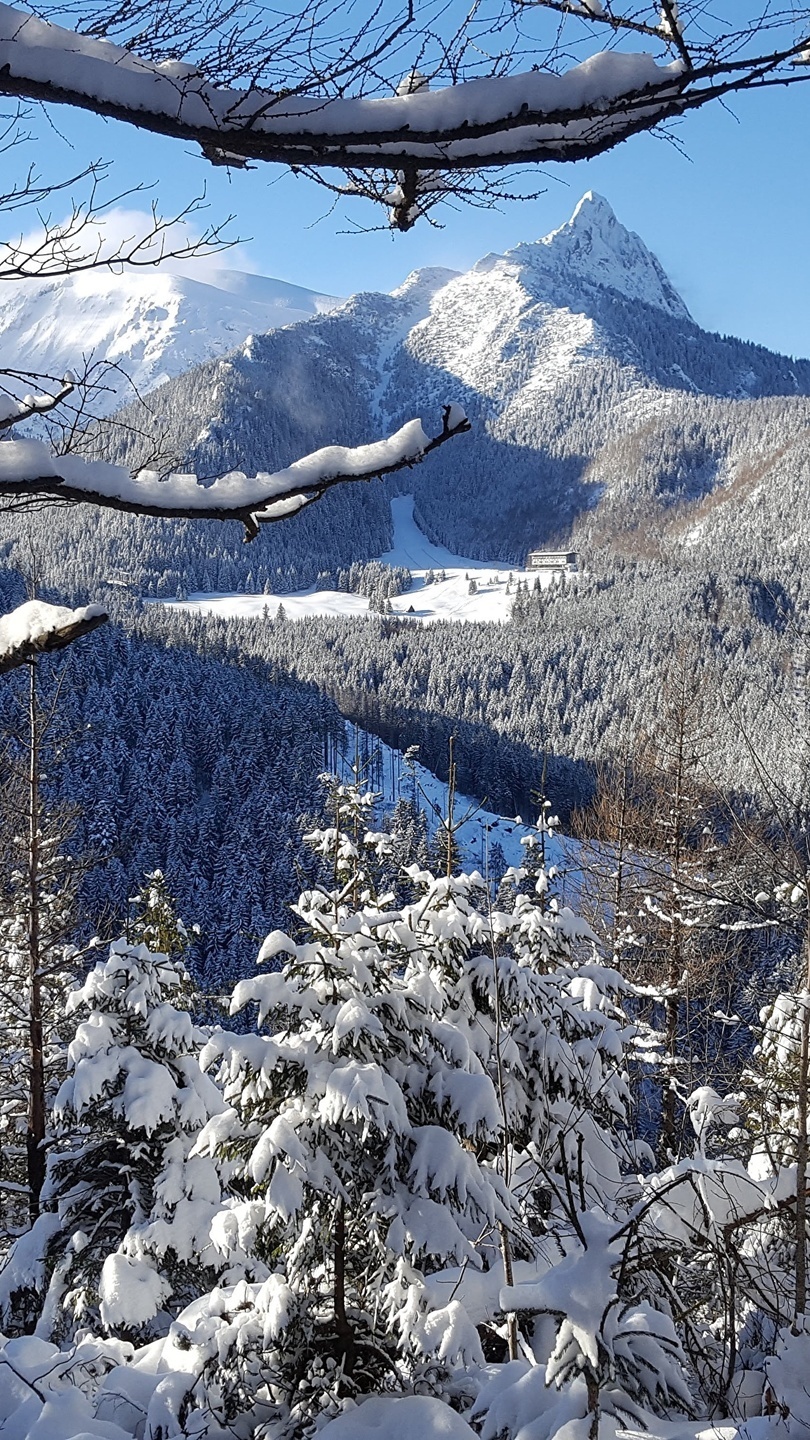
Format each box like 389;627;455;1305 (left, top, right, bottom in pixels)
127;869;195;959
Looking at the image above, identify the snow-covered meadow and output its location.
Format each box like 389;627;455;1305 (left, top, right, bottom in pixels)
162;494;567;625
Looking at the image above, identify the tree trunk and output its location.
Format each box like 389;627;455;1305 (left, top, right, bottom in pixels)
334;1199;356;1376
26;659;46;1220
586;1369;601;1440
445;735;457;879
660;944;681;1163
795;1003;808;1327
660;708;687;1165
610;751;630;958
795;921;810;1329
499;1220;519;1361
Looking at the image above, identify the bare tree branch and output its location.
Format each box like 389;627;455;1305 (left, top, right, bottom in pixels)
0;378;74;431
0;181;236;280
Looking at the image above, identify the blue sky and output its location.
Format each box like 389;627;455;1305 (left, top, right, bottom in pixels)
16;69;810;358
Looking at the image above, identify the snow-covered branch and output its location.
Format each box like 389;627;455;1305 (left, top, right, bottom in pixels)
0;599;108;672
0;378;74;431
0;2;807;178
0;405;470;537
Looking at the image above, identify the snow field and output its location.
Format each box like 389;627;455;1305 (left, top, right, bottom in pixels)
0;261;340;409
337;718;573;880
162;494;567;625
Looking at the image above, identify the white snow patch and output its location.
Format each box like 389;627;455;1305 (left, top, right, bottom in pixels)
98;1252;170;1330
302;1394;478;1438
162;494;563;626
0;259;340;410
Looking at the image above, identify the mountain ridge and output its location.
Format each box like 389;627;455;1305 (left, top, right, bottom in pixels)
0;264;341;406
478;191;692;322
4;192;810;604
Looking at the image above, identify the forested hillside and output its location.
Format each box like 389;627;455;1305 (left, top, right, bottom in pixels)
0;572;349;989
1;192;807;932
4;182;810;1440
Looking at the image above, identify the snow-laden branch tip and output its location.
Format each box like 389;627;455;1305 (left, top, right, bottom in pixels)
0;3;681;165
0;405;471;537
1;2;806;176
0;379;74;431
0;599;108;673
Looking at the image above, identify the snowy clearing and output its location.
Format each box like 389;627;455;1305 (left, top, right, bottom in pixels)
162;494;568;624
338;718;572;881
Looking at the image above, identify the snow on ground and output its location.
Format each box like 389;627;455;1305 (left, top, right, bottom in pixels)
163;495;567;625
335;720;580;895
318;1395;477;1439
0;264;340;410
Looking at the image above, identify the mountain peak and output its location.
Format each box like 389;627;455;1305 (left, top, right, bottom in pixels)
503;192;691;321
569;190;618;226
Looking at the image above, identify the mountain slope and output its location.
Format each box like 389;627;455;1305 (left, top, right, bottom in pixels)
105;190;809;563
0;265;340;404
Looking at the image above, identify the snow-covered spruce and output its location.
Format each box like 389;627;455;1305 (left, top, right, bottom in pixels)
0;940;236;1341
153;779;646;1434
0;788;802;1436
128;868;195;961
190;779;511;1429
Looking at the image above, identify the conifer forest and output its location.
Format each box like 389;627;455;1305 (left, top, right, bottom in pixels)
2;2;810;1437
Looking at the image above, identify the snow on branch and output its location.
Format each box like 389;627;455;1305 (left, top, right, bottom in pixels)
0;405;471;538
1;2;806;174
0;599;108;673
0;378;74;431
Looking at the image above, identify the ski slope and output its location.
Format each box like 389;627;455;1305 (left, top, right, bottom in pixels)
164;495;566;625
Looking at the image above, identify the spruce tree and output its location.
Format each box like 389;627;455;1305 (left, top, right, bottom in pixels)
1;940;230;1342
193;779;512;1430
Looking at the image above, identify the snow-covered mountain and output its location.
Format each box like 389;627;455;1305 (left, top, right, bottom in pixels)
0;265;340;403
92;189;810;572
499;190;691;321
7;191;810;607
